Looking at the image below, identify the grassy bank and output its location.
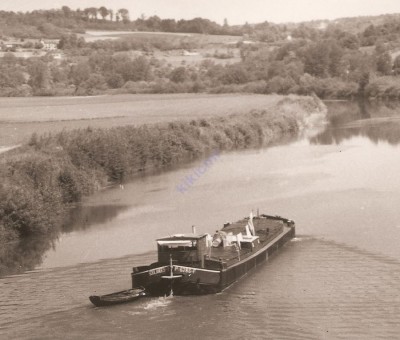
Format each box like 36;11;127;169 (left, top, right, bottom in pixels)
0;95;326;245
0;93;283;147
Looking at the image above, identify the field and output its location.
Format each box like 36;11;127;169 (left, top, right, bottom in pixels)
151;48;241;66
80;30;240;44
79;30;242;66
0;93;282;146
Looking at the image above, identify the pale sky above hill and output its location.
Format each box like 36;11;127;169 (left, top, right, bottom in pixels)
2;0;400;25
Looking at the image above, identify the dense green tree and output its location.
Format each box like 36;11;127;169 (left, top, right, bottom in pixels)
219;64;250;84
106;73;124;88
339;33;360;50
27;59;51;91
99;7;108;21
117;8;130;23
2;52;18;66
0;63;25;89
169;67;187;83
146;16;162;31
361;24;378;46
303;42;330;77
58;34;85;49
267;75;296;94
69;61;91;92
328;41;345;77
303;40;344;78
267;60;287;80
50;64;68;84
81;73;108;94
376;52;392;75
38;22;62;37
87;7;98;21
61;6;72;18
285;60;305;82
358;72;370;95
160;19;177;32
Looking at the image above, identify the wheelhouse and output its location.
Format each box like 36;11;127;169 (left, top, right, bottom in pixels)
157;234;209;265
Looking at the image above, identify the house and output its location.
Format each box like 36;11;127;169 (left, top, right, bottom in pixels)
40;39;59;51
50;52;64;60
1;40;24;51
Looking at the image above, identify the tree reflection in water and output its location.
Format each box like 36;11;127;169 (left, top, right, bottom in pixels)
311;100;400;146
0;204;129;277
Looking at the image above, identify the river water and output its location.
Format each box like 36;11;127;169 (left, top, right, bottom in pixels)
1;100;400;339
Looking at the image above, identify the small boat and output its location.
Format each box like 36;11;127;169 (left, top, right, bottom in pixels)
131;212;295;296
89;288;146;307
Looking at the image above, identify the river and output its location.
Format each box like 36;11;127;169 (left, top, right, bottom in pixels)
1;100;400;339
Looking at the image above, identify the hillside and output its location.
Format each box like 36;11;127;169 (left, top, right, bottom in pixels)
2;7;400;99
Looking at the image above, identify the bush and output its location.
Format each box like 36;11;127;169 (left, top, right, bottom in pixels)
365;77;400;99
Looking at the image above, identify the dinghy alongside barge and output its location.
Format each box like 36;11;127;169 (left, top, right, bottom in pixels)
89;288;146;307
131;213;295;296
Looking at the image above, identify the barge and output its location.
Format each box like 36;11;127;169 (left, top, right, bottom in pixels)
131;213;295;296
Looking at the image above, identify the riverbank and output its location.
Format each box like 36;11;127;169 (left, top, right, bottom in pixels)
0;95;326;249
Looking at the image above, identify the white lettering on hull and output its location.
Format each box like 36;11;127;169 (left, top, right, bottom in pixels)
149;267;167;276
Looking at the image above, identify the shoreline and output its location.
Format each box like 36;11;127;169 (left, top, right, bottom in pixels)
0;95;326;255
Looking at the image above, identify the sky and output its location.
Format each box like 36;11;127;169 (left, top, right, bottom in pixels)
2;0;400;25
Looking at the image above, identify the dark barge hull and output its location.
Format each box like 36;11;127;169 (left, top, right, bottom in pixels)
132;221;295;296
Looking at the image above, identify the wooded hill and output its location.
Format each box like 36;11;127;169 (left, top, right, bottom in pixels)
2;7;400;99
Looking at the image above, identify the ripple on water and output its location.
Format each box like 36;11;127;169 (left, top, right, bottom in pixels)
1;239;400;339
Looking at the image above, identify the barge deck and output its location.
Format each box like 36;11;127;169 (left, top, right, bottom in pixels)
131;213;295;296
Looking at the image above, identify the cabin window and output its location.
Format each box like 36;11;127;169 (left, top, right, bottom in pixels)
159;245;196;252
157;240;197;252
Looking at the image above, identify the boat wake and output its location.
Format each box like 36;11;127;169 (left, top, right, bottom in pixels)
290;235;315;242
143;297;173;311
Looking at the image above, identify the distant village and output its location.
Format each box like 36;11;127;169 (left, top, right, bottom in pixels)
0;38;64;59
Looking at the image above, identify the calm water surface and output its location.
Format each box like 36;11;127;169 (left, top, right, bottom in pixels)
1;100;400;339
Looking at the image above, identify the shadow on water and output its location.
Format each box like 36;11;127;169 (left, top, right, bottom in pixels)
311;100;400;145
62;204;130;233
0;204;130;277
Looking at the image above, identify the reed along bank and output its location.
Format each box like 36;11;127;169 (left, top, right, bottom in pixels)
0;95;326;252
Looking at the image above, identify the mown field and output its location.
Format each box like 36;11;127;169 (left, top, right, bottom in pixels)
0;93;281;146
80;30;240;44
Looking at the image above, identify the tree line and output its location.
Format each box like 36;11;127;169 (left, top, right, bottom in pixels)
2;33;400;99
0;7;244;38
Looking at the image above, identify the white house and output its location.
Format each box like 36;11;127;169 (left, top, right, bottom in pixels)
40;40;59;51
